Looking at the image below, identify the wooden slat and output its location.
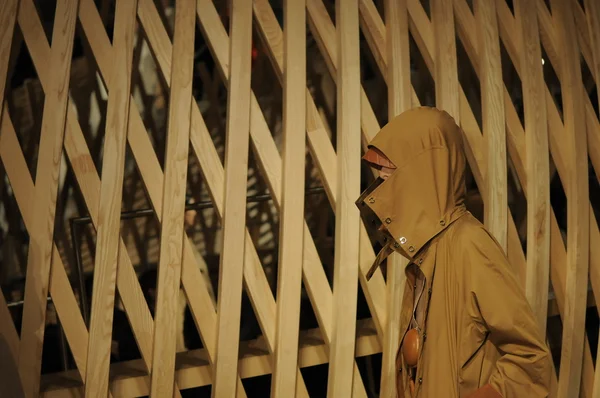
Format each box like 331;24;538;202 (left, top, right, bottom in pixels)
491;1;596;395
583;0;600;393
513;0;551;332
585;0;600;118
83;2;137;395
150;1;196;395
1;110;90;382
271;0;306;396
254;1;370;394
550;1;590;396
474;0;507;251
15;2;166;393
327;1;361;396
431;0;459;120
379;0;410;396
197;2;358;395
17;1;78;396
0;0;18;122
0;283;21;396
41;319;382;397
212;0;253;396
77;3;196;390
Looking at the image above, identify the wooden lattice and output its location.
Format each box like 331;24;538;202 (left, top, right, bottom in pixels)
0;0;599;397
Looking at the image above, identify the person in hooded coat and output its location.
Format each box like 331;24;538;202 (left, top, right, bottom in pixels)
356;107;552;397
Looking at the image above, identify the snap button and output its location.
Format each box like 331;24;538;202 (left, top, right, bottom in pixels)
394;242;400;248
418;258;423;265
419;377;423;384
399;237;407;244
409;246;415;252
440;220;446;226
385;218;392;224
368;197;375;204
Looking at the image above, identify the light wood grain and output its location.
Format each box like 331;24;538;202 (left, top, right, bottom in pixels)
83;2;137;395
585;0;600;131
41;320;382;397
431;0;459;121
327;1;361;396
513;0;551;333
474;0;507;252
200;1;361;395
271;0;306;396
150;1;196;395
17;1;78;396
549;1;590;396
1;110;90;382
17;1;170;392
380;0;410;396
0;0;18;124
211;1;253;396
303;0;388;340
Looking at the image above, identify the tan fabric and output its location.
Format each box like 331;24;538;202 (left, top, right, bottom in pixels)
359;107;552;397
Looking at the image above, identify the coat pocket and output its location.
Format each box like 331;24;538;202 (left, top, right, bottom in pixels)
459;330;489;394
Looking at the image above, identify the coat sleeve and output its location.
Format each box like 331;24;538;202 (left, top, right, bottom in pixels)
458;226;552;398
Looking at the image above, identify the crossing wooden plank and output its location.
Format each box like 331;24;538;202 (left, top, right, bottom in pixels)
17;1;78;395
327;1;361;396
0;283;20;396
585;0;600;119
379;0;410;396
1;110;90;382
513;0;551;332
474;0;507;252
211;1;253;396
271;0;307;396
150;1;196;395
0;0;18;124
549;1;590;396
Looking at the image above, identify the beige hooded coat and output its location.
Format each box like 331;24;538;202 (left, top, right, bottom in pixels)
359;107;552;397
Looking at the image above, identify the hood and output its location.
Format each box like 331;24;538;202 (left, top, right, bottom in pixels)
358;107;467;271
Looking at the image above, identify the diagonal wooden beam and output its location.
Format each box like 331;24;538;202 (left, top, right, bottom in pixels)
78;0;248;394
254;0;388;339
150;1;196;395
0;0;18;126
271;0;306;396
17;1;78;396
14;1;185;396
83;1;138;396
1;110;90;383
491;1;600;395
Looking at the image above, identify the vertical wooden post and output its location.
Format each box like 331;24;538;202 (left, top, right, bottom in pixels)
513;0;551;332
17;1;78;396
327;0;361;396
475;0;507;252
380;0;410;396
150;0;196;395
212;0;253;396
431;0;459;121
84;1;137;396
271;0;306;396
550;0;590;397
